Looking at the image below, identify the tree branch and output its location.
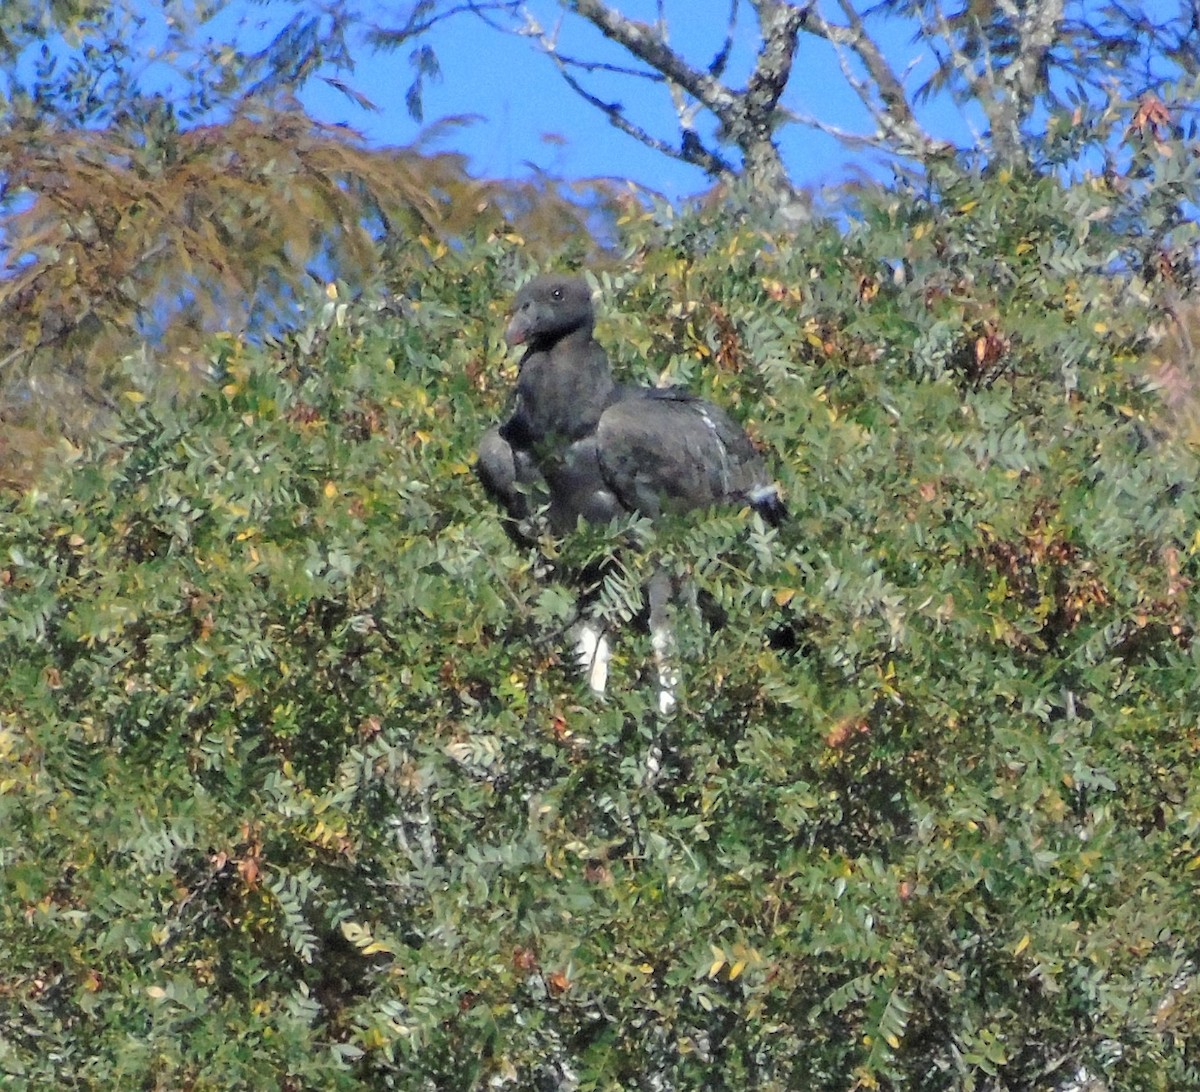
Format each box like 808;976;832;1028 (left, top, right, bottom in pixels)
519;6;736;178
709;0;741;79
1007;0;1064;109
796;0;944;158
569;0;740;122
369;2;521;45
744;1;807;126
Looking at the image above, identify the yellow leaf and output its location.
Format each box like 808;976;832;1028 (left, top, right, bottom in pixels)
122;390;146;404
324;481;337;498
342;920;396;956
325;282;338;299
1013;933;1031;956
341;921;369;945
774;588;796;606
708;946;726;979
728;959;747;981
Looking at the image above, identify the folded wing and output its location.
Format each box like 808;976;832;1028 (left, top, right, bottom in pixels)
595;388;786;526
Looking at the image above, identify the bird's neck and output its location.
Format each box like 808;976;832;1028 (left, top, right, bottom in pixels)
522;323;594;361
518;333;616;444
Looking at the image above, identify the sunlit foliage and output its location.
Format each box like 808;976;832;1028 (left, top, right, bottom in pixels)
0;2;631;485
2;163;1200;1086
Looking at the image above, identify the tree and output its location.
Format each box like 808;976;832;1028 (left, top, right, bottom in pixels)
3;5;1200;1088
380;1;1200;188
0;2;625;486
2;167;1200;1089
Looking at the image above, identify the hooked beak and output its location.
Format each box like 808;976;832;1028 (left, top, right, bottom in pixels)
505;310;532;348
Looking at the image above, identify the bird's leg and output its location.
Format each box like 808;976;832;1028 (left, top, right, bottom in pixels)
574;620;611;695
650;625;677;716
647;568;678;717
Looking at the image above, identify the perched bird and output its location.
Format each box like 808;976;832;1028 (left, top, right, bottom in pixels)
477;273;785;714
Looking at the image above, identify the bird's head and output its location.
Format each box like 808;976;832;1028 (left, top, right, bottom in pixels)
505;275;594;351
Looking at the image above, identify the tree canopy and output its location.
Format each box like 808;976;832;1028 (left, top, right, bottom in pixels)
3;164;1200;1087
2;6;1200;1087
0;2;626;484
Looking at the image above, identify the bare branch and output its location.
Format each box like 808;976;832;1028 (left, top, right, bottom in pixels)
519;5;736;178
926;2;1001;154
569;0;740;122
785;107;904;151
744;1;807;124
921;0;1065;166
708;0;741;79
1008;0;1064;107
542;52;666;84
368;2;520;44
797;1;943;157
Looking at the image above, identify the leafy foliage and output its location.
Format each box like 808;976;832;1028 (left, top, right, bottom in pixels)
0;4;629;486
0;106;614;438
2;171;1200;1090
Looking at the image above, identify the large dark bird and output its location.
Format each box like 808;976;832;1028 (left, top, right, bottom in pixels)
480;275;785;532
477;273;785;713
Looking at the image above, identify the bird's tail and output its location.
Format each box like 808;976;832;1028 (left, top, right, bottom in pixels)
749;483;787;527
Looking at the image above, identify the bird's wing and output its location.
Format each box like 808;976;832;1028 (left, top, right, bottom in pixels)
594;391;768;518
476;425;551;544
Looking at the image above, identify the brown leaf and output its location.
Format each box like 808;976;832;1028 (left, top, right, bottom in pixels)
585;861;613;885
825;716;869;750
237;854;261;889
1131;94;1171;138
512;946;539;973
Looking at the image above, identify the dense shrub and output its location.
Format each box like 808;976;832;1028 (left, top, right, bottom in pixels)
2;176;1199;1089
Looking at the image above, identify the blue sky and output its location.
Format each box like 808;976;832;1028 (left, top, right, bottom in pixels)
21;0;1186;201
173;0;984;200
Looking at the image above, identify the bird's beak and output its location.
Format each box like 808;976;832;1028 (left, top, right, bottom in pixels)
504;312;531;348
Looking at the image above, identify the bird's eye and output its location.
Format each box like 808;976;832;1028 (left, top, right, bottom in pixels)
551;287;564;301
